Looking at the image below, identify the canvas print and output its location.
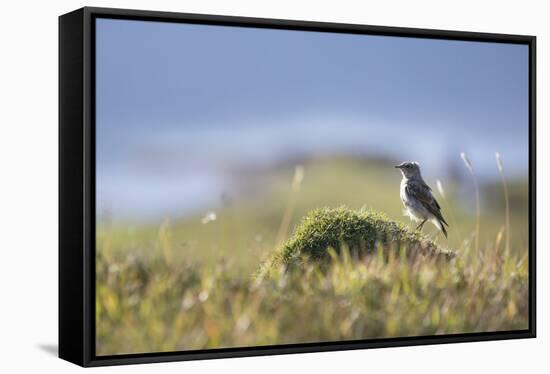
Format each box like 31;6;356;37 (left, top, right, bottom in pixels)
95;18;530;355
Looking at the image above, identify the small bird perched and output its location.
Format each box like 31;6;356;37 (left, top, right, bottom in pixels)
395;161;448;238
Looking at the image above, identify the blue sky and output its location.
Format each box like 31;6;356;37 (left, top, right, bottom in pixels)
95;18;529;219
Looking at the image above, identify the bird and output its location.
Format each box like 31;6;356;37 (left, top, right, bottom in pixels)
395;161;448;238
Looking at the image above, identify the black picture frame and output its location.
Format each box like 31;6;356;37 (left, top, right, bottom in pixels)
59;6;537;367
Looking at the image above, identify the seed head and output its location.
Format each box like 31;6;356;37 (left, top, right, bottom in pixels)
291;165;305;191
436;180;446;199
201;211;217;224
495;152;504;172
460;152;473;172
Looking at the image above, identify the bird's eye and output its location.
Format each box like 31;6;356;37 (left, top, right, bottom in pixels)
406;164;411;168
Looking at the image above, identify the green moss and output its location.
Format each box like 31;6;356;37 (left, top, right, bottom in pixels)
260;207;453;275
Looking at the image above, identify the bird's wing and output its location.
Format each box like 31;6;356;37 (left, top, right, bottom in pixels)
406;181;448;226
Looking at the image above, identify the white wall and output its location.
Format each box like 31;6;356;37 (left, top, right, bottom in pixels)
0;0;546;372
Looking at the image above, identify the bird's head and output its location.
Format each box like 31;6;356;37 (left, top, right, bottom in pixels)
395;161;422;179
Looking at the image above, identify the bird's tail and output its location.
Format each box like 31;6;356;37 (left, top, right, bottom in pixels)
440;222;448;238
433;218;448;238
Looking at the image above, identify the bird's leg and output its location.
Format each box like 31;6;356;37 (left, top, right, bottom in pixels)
416;219;427;232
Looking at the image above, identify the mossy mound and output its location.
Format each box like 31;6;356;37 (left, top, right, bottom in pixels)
259;207;454;275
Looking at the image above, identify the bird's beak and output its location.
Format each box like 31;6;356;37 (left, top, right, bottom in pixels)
395;165;402;169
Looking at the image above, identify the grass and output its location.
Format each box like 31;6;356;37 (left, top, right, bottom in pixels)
461;152;481;252
259;207;453;277
496;152;511;254
96;222;528;355
95;156;529;355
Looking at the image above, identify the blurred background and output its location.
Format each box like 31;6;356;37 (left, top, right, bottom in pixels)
96;18;529;272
